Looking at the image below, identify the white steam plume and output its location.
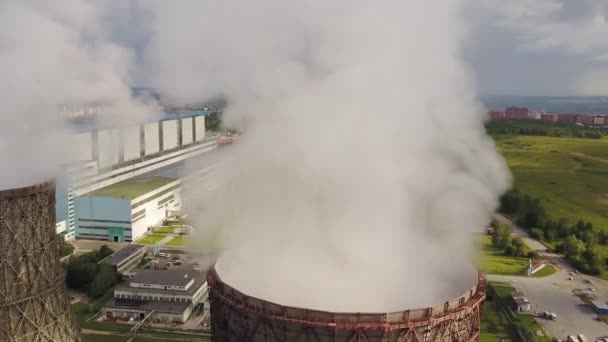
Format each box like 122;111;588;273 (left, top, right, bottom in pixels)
0;1;156;190
141;0;511;311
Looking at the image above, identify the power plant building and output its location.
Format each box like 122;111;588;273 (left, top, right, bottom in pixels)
104;269;208;323
75;176;182;242
56;113;208;240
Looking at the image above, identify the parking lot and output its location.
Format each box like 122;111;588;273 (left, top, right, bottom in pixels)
489;269;608;340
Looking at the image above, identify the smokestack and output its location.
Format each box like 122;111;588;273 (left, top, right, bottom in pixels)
0;182;82;341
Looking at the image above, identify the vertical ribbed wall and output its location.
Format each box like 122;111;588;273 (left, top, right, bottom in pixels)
0;182;82;342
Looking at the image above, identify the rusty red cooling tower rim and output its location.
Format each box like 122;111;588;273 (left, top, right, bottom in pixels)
207;266;486;341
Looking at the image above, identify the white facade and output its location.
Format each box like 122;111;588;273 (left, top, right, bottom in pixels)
115;281;207;305
162;119;179;150
130;180;182;240
182;117;194;145
195;116;205;142
144;122;160;155
122;125;141;161
98;128;120;169
68;132;93;161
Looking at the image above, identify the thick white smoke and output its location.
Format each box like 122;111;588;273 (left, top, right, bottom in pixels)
140;1;511;311
0;1;155;190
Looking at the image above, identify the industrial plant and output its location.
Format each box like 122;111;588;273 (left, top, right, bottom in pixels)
0;183;82;341
207;267;486;341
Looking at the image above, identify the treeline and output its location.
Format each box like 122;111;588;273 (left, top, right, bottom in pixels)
66;245;122;299
486;121;605;139
57;234;75;257
491;224;538;259
500;189;607;275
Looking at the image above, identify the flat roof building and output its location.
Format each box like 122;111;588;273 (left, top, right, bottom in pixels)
104;269;208;323
100;244;147;274
511;291;530;312
75;177;182;242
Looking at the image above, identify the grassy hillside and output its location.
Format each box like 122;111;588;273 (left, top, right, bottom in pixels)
495;135;608;230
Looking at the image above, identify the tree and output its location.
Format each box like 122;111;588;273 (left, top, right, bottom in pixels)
492;224;512;249
66;260;97;290
529;228;544;240
56;234;75;257
563;235;585;260
88;265;118;299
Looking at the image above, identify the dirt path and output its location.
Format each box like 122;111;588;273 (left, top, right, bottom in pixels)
570;152;608;165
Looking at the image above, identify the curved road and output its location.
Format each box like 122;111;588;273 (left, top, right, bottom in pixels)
492;214;608;340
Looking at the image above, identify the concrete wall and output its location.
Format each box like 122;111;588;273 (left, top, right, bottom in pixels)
122;125;141;162
162;119;179;150
97;129;120;169
69;132;93;162
182;117;194;145
130;181;182;240
195;116;205;142
144;122;160;155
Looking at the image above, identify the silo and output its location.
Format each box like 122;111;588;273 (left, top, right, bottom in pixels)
0;182;82;342
208;267;485;342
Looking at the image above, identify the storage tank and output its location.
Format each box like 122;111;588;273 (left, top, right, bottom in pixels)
0;182;82;342
208;266;485;341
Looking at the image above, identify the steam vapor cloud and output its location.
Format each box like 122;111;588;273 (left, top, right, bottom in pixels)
0;0;155;190
144;0;513;311
1;0;511;312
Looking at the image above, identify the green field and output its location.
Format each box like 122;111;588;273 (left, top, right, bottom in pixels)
495;135;608;230
476;236;530;276
531;264;557;278
154;226;176;234
480;301;516;342
166;236;187;246
137;234;166;245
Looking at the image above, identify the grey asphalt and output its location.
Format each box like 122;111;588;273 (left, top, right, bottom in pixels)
491;214;608;340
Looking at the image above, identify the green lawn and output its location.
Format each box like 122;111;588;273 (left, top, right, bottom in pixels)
154;226;175;235
476;235;530;276
495;135;608;230
137;234;166;245
480;301;517;342
531;264;557;278
166;236;187;246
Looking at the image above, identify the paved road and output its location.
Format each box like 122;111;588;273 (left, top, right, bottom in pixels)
492;214;608;340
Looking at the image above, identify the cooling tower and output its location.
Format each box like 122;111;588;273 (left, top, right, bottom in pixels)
0;182;82;342
208;267;485;342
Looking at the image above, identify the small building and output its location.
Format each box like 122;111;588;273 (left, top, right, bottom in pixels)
541;113;560;123
511;291;530;312
75;177;182;241
591;300;608;315
100;244;147;274
104;269;208;323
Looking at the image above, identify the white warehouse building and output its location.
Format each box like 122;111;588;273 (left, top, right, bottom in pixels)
75;176;182;242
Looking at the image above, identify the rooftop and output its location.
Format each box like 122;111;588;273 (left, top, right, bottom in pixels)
513;297;529;305
101;244;146;266
511;291;526;299
116;270;206;296
105;298;191;314
592;300;608;310
129;269;203;287
89;177;175;200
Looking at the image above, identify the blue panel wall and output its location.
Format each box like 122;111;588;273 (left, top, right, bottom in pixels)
75;196;132;240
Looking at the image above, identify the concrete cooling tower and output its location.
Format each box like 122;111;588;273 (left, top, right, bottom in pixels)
208;267;486;342
0;182;82;342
